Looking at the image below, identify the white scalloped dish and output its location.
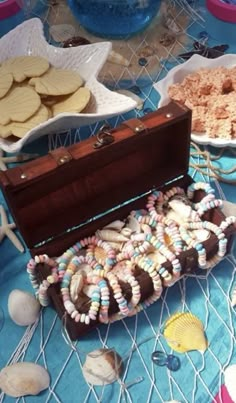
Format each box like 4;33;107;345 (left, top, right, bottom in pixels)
0;18;137;153
154;54;236;148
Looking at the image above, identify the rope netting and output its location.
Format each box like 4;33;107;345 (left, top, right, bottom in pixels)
1;1;236;403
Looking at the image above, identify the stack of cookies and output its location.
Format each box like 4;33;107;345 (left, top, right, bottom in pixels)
0;55;91;141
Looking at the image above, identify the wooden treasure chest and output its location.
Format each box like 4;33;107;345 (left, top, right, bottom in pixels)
0;101;235;340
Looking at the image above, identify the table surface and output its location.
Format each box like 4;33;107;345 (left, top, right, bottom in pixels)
0;1;236;403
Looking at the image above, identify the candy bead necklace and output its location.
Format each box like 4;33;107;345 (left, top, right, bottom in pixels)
179;226;207;269
106;271;130;317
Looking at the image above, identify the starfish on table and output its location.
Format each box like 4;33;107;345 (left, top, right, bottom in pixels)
0;205;24;253
0;149;39;171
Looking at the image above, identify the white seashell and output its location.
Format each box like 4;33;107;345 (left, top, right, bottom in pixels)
82;348;123;385
224;364;236;401
96;229;129;243
141;223;152;234
169;199;192;220
108;50;130;66
83;284;98;298
193;229;210;242
103;220;125;231
126;216;141;233
165;210;184;226
116;89;143;110
8;289;40;326
70;273;84;303
131;233;146;242
0;362;50;397
106;241;123;251
230;287;236;307
49;24;76;43
120;227;132;238
79;263;93;277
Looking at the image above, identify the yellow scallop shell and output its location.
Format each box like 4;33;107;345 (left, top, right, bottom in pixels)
163;312;208;353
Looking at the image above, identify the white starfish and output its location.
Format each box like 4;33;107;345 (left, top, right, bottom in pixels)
0;205;24;253
0;149;39;171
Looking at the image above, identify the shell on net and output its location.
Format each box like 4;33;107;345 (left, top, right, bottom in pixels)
70;273;84;303
96;229;129;243
163;312;208;353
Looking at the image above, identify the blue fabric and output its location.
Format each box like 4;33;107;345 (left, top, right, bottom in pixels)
1;2;236;403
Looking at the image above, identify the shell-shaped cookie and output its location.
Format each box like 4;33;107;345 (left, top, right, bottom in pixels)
0;68;13;98
96;229;129;243
0;87;41;125
29;67;84;96
2;56;49;83
70;273;84;303
163;312;208;353
0;105;49;139
52;87;90;116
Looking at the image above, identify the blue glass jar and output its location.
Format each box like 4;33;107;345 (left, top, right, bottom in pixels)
68;0;161;39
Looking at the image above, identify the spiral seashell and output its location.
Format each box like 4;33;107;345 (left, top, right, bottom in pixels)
70;273;84;303
131;233;146;242
103;220;125;231
141;223;152;234
120;227;132;238
126;216;141;233
163;312;208;353
108;50;130;66
96;229;129;243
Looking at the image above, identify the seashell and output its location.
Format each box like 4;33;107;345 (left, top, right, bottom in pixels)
103;220;125;231
94;246;107;264
78;263;93;277
138;45;155;58
165;210;184;226
112;261;134;280
116;89;143;110
126;216;141;233
8;289;40;326
231;287;236;307
163;312;208;353
108;50;130;67
70;273;84;303
83;284;98;298
96;229;129;243
193;229;210;242
0;362;50;397
141;223;152;234
148;251;167;265
120;227;132;238
168;199;193;220
225;364;236;402
82;348;123;385
49;24;76;43
131;233;146;242
106;241;123;251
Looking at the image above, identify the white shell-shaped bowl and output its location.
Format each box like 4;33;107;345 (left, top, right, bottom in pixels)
0;18;137;153
154;53;236;148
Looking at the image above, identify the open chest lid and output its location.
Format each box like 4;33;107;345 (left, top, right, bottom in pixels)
0;101;192;250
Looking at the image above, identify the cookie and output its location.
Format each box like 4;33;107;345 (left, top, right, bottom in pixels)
52;87;91;116
0;87;41;125
2;56;50;83
0;104;49;138
29;67;84;96
0;68;13;98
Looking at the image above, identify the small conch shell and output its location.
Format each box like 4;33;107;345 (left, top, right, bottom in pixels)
126;216;141;233
120;227;132;238
108;50;130;66
231;287;236;307
107;241;123;251
103;220;125;231
96;229;129;243
163;312;208;353
116;89;143;110
70;273;84;303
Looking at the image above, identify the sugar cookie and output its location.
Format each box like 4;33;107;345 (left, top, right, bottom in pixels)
52;87;91;116
2;56;50;83
0;105;49;138
0;87;41;125
0;68;13;98
29;67;84;96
